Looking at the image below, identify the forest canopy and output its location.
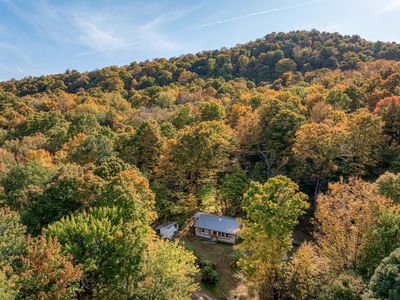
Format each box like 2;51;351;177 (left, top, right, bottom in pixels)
1;30;400;299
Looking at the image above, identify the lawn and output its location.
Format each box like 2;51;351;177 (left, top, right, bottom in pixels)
182;233;258;300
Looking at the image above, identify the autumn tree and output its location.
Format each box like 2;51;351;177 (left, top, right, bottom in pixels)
282;242;330;299
374;95;400;141
97;169;157;224
293;121;350;198
346;109;383;176
166;121;232;187
136;239;199;299
18;237;82;300
314;178;389;274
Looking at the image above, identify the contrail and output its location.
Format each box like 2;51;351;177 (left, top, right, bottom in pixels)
181;0;324;33
76;0;324;56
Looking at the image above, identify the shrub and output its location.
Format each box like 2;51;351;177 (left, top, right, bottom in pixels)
201;260;219;285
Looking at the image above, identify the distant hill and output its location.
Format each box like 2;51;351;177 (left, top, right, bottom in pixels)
2;30;400;96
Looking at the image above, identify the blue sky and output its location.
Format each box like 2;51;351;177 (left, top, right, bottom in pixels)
0;0;399;81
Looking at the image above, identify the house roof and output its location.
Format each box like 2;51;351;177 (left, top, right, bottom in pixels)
193;213;241;234
156;222;177;230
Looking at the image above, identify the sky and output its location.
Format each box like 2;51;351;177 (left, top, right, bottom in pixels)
0;0;399;81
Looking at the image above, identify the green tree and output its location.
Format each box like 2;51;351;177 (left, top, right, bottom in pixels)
376;172;400;203
237;176;309;298
171;104;196;129
117;120;164;171
0;208;27;267
0;269;18;300
93;157;128;180
2;159;55;211
45;207;149;298
275;58;297;76
368;248;400;299
340;52;361;70
320;273;364;300
218;166;249;215
199;100;225;121
357;207;400;279
70;128;115;165
21;165;104;234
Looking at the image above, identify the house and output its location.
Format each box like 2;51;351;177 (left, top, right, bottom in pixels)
156;222;179;239
192;212;241;244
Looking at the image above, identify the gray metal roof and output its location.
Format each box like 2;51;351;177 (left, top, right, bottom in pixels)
193;213;241;234
155;222;177;230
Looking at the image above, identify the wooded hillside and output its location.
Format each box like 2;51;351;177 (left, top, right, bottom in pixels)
1;30;400;299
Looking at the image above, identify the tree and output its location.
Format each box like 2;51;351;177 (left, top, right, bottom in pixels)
374;95;400;141
314;178;389;274
237;176;309;299
199;100;225;121
166;121;232;187
2;159;55;211
292;121;350;197
283;242;330;300
21;165;104;234
340;52;361;70
218;166;249;215
275;58;297;76
368;248;400;299
117;120;164;171
375;172;400;203
18;237;82;300
327;90;352;111
136;239;199;299
0;268;18;300
45;207;149;298
69;128;116;165
171;104;196;129
93;157;128;180
0;208;27;267
97;169;157;224
346;109;383;176
357;207;400;279
320;273;364;300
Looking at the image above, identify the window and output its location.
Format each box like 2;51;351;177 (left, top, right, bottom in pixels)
220;232;229;239
200;228;208;234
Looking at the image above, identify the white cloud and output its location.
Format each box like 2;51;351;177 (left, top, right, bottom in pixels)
73;17;125;50
378;0;400;14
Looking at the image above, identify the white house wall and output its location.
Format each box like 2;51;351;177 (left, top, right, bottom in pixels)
195;227;210;238
194;227;237;244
